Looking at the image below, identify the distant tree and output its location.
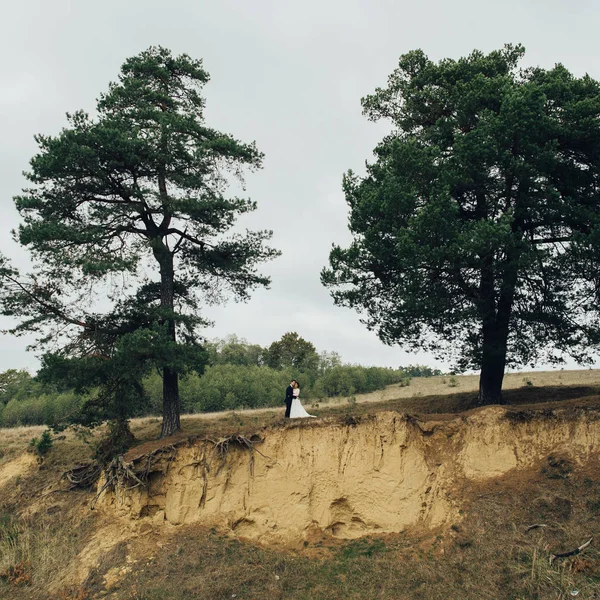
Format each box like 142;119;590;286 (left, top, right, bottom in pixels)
401;365;443;378
322;45;600;405
0;369;33;404
0;47;279;437
264;332;319;372
207;335;265;367
317;350;342;373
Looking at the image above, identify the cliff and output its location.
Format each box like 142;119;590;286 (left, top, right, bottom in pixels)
100;405;600;543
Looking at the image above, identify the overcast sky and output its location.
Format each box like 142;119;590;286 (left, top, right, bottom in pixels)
1;0;599;373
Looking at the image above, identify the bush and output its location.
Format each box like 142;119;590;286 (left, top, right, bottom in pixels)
2;397;45;427
29;430;53;457
0;391;82;427
163;364;409;413
401;364;443;377
183;365;290;412
318;366;405;397
0;344;411;426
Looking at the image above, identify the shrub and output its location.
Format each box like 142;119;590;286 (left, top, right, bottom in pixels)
0;345;411;425
319;366;405;397
29;430;53;457
183;365;290;413
400;364;443;377
0;391;82;427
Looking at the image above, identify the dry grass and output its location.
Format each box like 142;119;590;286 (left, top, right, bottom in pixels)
128;368;600;438
306;367;600;407
1;369;600;599
0;511;94;589
0;425;98;599
82;461;600;600
0;425;46;465
127;369;600;446
2;369;600;452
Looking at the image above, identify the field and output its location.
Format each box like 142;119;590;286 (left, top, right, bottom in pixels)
1;368;600;599
130;367;600;441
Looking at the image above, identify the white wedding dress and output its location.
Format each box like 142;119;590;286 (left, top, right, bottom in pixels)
289;388;317;418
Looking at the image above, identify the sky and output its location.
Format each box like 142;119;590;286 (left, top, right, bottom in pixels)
1;0;599;373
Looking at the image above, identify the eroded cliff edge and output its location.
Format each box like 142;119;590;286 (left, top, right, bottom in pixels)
100;406;600;543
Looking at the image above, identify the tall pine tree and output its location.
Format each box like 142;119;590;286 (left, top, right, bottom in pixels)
1;47;279;437
323;45;600;404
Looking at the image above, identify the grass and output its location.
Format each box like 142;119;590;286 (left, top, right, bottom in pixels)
128;383;600;448
2;369;600;455
0;425;98;599
0;510;94;589
81;462;600;599
1;369;600;599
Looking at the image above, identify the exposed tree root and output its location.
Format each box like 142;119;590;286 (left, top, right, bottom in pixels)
549;537;593;565
63;462;102;490
91;434;266;508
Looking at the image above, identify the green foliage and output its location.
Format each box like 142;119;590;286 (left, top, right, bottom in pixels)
322;44;600;403
93;419;135;465
317;350;343;373
205;335;265;367
0;332;408;425
180;365;291;412
264;332;320;371
0;46;278;436
318;365;405;397
338;537;388;559
400;364;443;378
0;370;34;404
1;391;82;427
169;364;404;412
29;429;53;457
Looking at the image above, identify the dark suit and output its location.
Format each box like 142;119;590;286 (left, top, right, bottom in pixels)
285;385;294;418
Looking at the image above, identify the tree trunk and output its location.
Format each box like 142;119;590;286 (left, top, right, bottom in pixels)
155;244;181;438
474;180;522;407
161;367;180;438
478;323;508;405
477;259;517;406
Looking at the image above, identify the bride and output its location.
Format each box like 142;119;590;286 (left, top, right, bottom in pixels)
290;383;317;419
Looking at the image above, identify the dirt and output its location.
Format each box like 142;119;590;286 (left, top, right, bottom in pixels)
0;453;37;490
4;382;600;598
99;403;600;548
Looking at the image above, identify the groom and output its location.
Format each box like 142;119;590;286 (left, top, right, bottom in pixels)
284;379;298;418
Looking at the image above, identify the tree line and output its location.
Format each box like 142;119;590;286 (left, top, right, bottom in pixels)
0;333;414;427
1;44;599;439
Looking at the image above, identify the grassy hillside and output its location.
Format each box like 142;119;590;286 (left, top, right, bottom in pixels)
1;369;600;599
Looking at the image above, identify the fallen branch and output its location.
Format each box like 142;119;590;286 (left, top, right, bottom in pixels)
525;524;548;532
549;537;593;565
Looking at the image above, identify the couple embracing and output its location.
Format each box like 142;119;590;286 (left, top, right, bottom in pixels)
284;379;317;419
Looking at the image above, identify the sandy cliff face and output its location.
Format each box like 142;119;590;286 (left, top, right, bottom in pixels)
101;407;600;543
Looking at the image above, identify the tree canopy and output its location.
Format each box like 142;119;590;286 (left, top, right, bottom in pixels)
264;331;320;372
322;44;600;404
0;46;279;436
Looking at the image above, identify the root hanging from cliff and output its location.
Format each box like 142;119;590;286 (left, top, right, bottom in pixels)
91;455;147;509
64;462;102;490
93;434;266;509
